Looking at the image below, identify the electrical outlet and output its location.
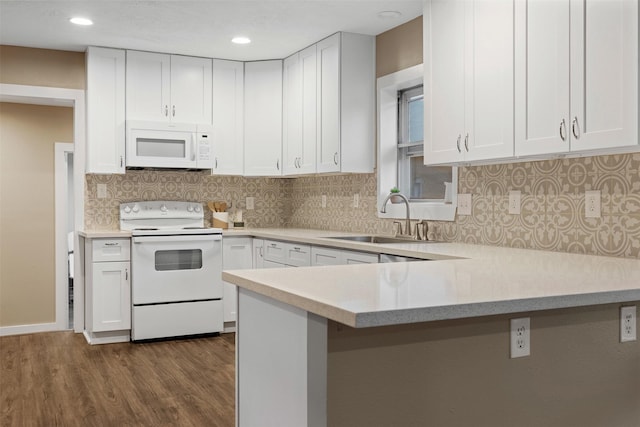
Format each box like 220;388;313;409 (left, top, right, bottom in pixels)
97;183;107;199
508;191;521;215
585;190;601;218
510;317;531;358
246;197;255;210
457;193;472;216
321;195;327;208
353;193;360;208
621;306;637;342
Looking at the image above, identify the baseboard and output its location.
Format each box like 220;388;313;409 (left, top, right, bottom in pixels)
0;322;61;337
84;329;130;345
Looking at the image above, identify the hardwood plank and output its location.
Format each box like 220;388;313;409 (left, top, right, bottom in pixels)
0;332;235;426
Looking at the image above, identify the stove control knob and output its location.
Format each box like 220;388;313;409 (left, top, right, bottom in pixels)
160;204;168;213
187;205;194;212
194;205;201;213
132;204;140;213
123;206;131;214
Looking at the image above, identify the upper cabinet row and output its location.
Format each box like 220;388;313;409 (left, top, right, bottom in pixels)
423;0;638;166
86;32;375;176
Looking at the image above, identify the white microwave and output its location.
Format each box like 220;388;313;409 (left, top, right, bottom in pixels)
126;121;214;169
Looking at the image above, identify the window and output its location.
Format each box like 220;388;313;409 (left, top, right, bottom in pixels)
397;85;453;201
377;64;457;221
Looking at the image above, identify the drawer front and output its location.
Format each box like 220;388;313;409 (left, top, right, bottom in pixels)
311;246;342;266
284;243;311;267
263;240;286;263
343;250;378;265
92;238;131;262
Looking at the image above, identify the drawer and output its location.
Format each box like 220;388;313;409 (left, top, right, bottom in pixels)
92;238;130;262
263;240;286;263
284;243;311;267
343;250;378;265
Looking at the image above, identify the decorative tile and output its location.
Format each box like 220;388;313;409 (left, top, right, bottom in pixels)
85;153;640;259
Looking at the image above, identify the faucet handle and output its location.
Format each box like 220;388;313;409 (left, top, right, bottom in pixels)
392;221;403;236
419;220;429;241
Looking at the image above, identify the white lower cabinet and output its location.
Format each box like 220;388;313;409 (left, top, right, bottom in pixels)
311;246;378;266
84;238;131;344
222;237;253;328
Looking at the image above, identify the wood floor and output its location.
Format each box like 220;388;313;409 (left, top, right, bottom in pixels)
0;331;235;426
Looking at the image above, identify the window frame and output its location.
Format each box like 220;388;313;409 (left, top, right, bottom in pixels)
377;64;458;221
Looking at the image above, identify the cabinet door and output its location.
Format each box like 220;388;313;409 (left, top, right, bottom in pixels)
569;0;638;152
253;238;265;269
515;0;571;156
170;55;212;124
465;0;515;161
244;60;283;176
311;246;342;266
126;50;170;122
223;237;253;322
424;0;466;165
92;261;130;332
212;59;244;175
298;45;318;174
283;52;303;174
86;47;126;174
316;33;341;173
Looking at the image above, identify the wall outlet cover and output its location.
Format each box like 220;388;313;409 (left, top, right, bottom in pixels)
621;306;637;342
510;317;531;358
321;195;327;209
246;197;255;210
585;190;601;218
457;193;472;216
508;191;521;215
97;183;107;199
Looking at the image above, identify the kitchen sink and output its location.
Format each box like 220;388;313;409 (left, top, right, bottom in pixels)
326;235;432;244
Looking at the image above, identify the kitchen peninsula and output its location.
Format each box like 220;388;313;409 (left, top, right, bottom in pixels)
222;230;640;427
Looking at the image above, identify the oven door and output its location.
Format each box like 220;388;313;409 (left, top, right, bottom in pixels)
131;234;222;304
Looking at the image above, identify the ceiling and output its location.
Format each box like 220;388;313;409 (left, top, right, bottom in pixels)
0;1;423;61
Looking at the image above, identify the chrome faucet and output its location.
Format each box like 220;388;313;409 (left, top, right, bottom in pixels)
380;192;412;237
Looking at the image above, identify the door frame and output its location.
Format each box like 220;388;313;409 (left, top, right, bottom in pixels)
0;83;86;335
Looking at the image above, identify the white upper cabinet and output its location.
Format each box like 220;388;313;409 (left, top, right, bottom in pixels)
316;33;375;173
126;50;212;124
424;0;515;165
515;0;637;156
283;44;317;175
86;47;126;174
212;59;244;175
244;60;283;176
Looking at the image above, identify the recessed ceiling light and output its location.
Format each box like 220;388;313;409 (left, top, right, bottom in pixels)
377;10;402;20
70;17;93;26
231;36;251;45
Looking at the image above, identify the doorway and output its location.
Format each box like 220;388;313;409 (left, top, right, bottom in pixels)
55;143;74;329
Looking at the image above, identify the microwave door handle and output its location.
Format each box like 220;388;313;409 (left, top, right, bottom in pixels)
191;137;196;161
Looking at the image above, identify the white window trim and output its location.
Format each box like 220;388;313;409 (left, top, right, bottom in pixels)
377;64;457;221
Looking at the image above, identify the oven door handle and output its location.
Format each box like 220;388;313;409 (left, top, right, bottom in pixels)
132;235;222;244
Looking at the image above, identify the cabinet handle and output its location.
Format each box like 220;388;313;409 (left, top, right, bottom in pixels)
559;119;567;141
293;247;301;251
125;269;128;281
104;242;119;246
215;157;218;169
270;243;277;247
165;105;168;116
172;105;176;117
120;156;123;167
456;135;461;153
277;159;280;170
464;133;469;152
333;152;338;165
572;117;580;139
259;247;264;257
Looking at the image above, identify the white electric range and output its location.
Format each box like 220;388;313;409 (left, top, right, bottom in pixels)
120;201;223;341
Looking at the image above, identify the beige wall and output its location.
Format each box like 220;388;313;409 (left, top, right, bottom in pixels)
0;102;74;326
0;45;85;89
328;302;640;426
376;16;423;78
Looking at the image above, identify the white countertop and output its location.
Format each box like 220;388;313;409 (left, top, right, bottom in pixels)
222;228;640;328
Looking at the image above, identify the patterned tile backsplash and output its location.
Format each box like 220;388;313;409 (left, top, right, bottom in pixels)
85;170;287;230
85;153;640;259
